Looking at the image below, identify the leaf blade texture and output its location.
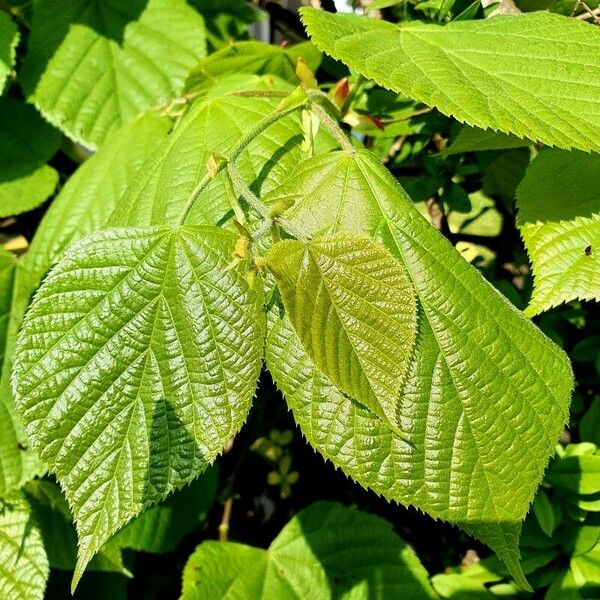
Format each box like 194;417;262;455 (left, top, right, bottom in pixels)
264;150;573;584
181;502;437;599
20;0;206;148
300;9;600;152
516;149;600;315
12;226;265;586
267;235;417;435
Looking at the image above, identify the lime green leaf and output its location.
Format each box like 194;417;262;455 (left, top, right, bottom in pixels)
516;149;600;316
546;455;600;495
22;112;171;308
185;40;321;92
300;9;600;152
267;234;417;435
0;492;49;600
12;226;265;587
265;150;572;585
0;12;18;93
0;98;60;218
110;465;218;554
181;502;437;599
20;0;206;149
446;126;531;155
432;573;495;599
109;92;315;228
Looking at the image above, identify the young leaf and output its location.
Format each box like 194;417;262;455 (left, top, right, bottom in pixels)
516;149;600;316
267;234;417;435
12;226;265;587
0;11;19;93
300;9;600;152
0;492;49;600
0;98;60;218
264;150;572;585
20;0;206;149
181;502;437;599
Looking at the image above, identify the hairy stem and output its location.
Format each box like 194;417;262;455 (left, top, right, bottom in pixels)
308;99;356;155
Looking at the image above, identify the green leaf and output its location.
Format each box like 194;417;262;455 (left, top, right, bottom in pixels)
109;92;316;228
185;40;321;92
0;97;60;218
0;246;16;373
23;480;128;574
300;9;600;152
516;149;600;316
181;501;437;599
12;226;265;587
580;398;600;446
264;149;572;585
267;234;417;435
446;125;531;155
546;455;600;495
21;112;171;308
532;489;555;537
0;11;18;93
188;0;258;51
0;492;49;600
20;0;206;149
110;465;218;554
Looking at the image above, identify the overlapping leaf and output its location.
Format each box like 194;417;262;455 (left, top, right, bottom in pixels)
0;493;49;600
264;149;572;584
0;98;60;218
0;246;16;372
0;11;18;93
12;226;265;587
267;235;417;435
20;0;206;148
516;149;600;315
301;9;600;152
181;502;437;599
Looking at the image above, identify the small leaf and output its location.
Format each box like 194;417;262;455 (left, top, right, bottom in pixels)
12;226;265;587
0;492;49;600
20;0;206;148
0;98;60;218
181;502;437;599
446;125;531;155
0;11;19;93
0;246;16;373
301;9;600;152
267;234;417;435
532;489;555;537
516;149;600;316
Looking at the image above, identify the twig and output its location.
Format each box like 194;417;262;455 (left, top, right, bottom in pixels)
218;497;234;542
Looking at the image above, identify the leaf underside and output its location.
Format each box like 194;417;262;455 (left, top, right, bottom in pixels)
12;226;265;587
301;9;600;152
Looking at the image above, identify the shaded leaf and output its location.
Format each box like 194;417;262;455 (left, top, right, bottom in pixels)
181;502;437;599
0;11;18;93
